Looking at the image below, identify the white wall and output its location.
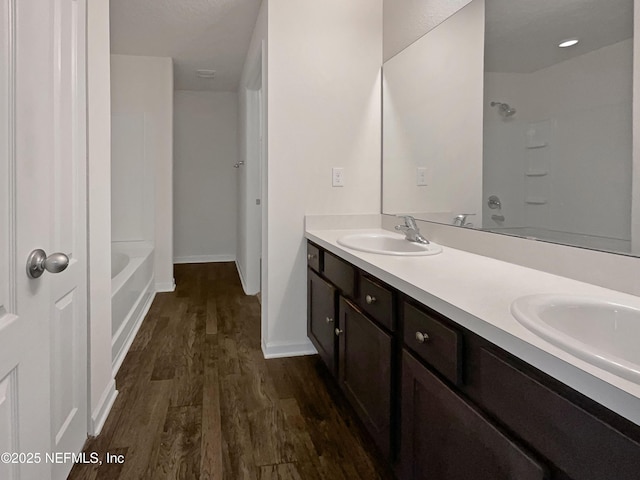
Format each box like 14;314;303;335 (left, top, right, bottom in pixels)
111;111;154;243
111;54;174;292
87;0;116;435
383;0;472;61
237;2;267;296
174;91;238;263
383;0;484;223
264;0;383;357
484;40;633;249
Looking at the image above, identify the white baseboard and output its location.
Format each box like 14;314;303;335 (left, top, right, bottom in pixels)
236;260;250;295
173;254;235;264
112;291;156;377
235;260;260;296
91;379;118;436
261;339;317;359
155;279;176;292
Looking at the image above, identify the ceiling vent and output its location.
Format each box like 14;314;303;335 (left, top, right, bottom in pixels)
196;69;216;79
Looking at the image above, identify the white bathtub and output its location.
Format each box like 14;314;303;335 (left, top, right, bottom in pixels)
111;242;154;375
111;252;129;279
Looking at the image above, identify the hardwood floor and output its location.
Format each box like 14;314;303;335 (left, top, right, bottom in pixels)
68;263;394;480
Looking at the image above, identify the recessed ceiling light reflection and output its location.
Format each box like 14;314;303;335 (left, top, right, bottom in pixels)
558;39;579;48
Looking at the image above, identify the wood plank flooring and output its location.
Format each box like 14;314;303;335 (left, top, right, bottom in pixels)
68;263;394;480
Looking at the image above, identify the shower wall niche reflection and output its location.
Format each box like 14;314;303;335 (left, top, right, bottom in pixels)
482;2;633;253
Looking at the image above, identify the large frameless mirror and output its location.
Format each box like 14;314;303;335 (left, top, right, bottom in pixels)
382;0;637;255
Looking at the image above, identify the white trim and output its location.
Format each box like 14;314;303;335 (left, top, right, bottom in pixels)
155;279;176;292
235;259;259;296
173;254;235;264
111;290;155;377
90;379;118;436
6;0;16;313
261;339;317;359
236;260;247;293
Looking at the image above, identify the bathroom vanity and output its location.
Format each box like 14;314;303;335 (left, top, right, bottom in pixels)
306;229;640;480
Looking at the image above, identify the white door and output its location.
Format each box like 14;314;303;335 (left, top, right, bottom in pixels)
0;1;88;480
49;0;88;478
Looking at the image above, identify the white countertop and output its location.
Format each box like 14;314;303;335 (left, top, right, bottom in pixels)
306;226;640;426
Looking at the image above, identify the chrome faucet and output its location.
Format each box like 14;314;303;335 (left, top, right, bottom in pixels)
453;213;475;227
395;215;430;244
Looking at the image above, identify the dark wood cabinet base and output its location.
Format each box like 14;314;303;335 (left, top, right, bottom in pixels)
307;241;640;480
400;350;547;480
339;297;393;458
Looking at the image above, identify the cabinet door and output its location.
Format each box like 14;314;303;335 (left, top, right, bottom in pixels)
308;269;337;374
338;297;392;458
400;350;547;480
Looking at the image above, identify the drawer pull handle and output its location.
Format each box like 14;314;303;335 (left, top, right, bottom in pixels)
335;328;343;336
307;253;317;260
365;294;377;305
415;331;430;344
326;317;334;324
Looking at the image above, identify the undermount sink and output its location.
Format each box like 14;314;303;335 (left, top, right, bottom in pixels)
337;232;442;256
511;294;640;383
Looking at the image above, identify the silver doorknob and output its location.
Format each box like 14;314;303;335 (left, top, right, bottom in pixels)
335;328;343;336
234;161;245;168
365;294;376;305
415;331;430;344
326;317;334;324
26;249;69;279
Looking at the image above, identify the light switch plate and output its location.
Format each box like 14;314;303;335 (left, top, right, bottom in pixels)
417;167;428;186
332;167;345;187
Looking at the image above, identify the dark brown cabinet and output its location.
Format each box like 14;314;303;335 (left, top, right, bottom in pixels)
307;243;320;272
357;273;395;331
307;243;394;460
338;297;393;458
468;348;640;480
306;241;640;480
323;251;355;298
307;269;337;374
403;302;462;386
399;350;547;480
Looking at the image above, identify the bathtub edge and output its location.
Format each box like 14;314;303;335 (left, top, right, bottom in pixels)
112;283;155;377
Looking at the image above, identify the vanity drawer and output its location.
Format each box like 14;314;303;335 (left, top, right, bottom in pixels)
477;348;640;480
358;273;394;331
323;252;355;298
403;302;462;385
307;243;321;272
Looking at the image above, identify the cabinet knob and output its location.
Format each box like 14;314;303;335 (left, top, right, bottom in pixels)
415;331;430;344
335;328;343;336
365;294;377;305
326;317;334;324
307;253;317;260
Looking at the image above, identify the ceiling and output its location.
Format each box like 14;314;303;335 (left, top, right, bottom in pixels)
485;0;633;73
110;0;262;91
110;0;632;87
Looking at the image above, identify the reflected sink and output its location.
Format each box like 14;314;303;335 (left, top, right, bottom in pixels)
511;294;640;383
337;232;442;256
